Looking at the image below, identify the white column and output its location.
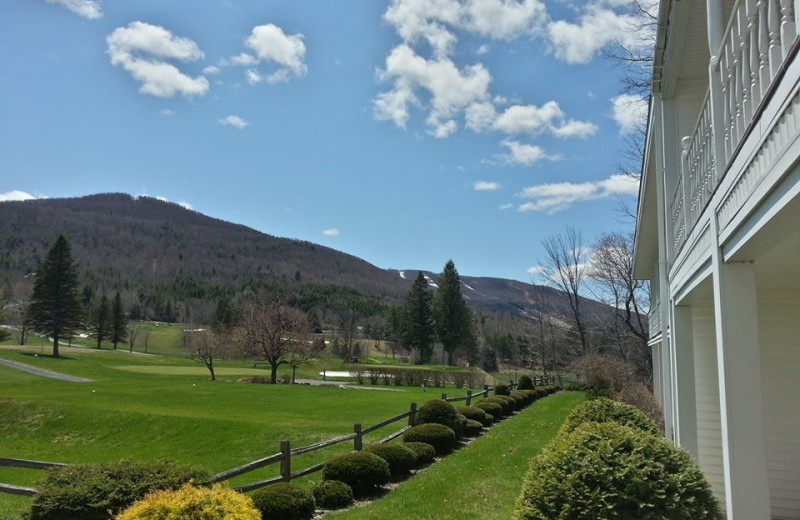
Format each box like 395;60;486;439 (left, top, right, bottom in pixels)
708;0;727;59
653;98;677;440
673;305;698;459
711;223;771;519
652;343;664;407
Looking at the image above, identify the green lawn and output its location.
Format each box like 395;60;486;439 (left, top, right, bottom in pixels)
0;346;468;519
325;391;585;520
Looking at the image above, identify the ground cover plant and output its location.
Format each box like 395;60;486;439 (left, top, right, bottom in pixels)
0;345;479;519
325;391;585;520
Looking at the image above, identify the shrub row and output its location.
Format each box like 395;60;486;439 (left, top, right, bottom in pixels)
514;398;723;519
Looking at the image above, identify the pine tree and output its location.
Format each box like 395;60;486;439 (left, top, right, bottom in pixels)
433;260;474;365
110;291;127;349
402;272;435;364
89;294;110;349
28;235;83;357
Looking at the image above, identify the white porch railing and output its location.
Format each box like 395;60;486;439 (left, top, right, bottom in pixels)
671;0;797;256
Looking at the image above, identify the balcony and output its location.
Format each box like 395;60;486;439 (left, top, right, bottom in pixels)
670;0;798;255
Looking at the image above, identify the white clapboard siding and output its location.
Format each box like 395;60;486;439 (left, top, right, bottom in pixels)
758;288;800;519
692;300;727;507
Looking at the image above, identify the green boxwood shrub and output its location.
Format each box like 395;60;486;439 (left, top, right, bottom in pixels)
457;405;487;422
312;480;353;510
403;442;436;466
322;451;390;497
487;395;515;413
403;423;456;455
494;383;511;396
363;443;417;478
463;419;483;437
416;399;463;437
474;400;503;420
560;397;659;436
510;391;528;407
514;422;722;520
517;375;534;390
521;389;536;402
29;460;211;520
251;483;315;520
116;484;259;520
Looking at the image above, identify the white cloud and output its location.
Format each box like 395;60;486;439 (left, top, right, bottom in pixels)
526;265;546;276
474;180;501;191
547;4;652;64
322;228;340;236
177;200;194;211
233;24;307;84
611;93;648;134
476;43;490;55
161;108;175;116
501;140;556;165
47;0;102;19
493;101;563;134
376;44;491;137
202;65;220;75
0;190;38;202
106;22;209;98
498;203;514;210
383;0;547;58
516;174;640;213
218;115;249;129
552;119;598;138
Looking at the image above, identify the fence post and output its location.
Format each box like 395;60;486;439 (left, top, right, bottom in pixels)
466;390;473;406
354;424;362;451
280;440;291;482
441;393;447;401
408;402;417;426
484;384;490;395
323;369;326;381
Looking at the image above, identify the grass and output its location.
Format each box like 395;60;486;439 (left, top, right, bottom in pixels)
0;345;475;519
325;391;585;520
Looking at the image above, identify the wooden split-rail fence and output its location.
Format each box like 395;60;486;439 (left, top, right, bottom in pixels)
0;377;558;496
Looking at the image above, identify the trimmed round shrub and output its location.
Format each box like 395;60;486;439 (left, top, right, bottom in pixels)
481;412;494;426
517;375;533;390
363;444;417;478
560;397;659;436
474;400;503;420
403;423;456;455
117;484;258;520
521;389;536;402
514;422;722;520
312;480;353;510
463;419;483;437
30;460;211;520
494;383;511;396
403;442;436;466
457;405;487;422
251;483;315;520
416;399;463;437
322;451;390;497
510;391;528;407
496;394;519;410
486;396;514;414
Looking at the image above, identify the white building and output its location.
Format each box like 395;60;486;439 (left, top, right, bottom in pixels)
632;0;800;516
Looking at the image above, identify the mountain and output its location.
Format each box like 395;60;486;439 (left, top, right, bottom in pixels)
0;193;612;325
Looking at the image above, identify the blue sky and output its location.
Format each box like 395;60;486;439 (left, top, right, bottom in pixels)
0;0;649;282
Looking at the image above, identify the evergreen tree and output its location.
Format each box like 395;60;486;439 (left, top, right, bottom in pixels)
89;294;110;348
433;260;474;365
402;272;435;364
28;235;83;357
110;291;127;349
213;297;235;331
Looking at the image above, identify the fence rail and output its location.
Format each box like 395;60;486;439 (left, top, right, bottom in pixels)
1;378;557;496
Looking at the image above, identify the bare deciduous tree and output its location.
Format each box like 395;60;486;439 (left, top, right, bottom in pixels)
540;227;590;354
184;328;231;381
236;297;308;384
588;231;652;379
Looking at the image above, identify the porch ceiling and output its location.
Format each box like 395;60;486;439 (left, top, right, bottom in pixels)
755;230;800;290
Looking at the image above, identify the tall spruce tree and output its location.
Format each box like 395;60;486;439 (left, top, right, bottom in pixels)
89;294;110;348
110;291;127;349
433;260;474;365
28;235;82;357
402;272;435;364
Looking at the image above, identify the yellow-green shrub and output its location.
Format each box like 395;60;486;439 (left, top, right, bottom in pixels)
116;484;259;520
